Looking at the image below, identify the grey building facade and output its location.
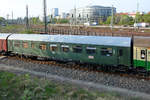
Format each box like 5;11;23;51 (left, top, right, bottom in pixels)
70;5;116;25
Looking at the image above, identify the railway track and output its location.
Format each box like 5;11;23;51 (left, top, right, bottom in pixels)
4;55;150;81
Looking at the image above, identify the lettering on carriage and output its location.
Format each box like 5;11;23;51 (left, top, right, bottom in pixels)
88;56;94;59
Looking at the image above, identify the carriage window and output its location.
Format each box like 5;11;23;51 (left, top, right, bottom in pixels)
39;44;46;50
148;51;150;55
50;44;58;51
31;43;35;48
23;42;28;48
101;48;113;56
141;50;146;59
14;41;20;47
73;46;82;53
61;45;69;52
86;47;96;54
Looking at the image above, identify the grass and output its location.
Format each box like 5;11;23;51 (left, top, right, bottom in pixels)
0;25;35;34
0;71;142;100
0;25;25;33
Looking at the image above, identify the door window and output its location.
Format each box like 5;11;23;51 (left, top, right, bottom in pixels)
141;50;146;59
119;49;123;56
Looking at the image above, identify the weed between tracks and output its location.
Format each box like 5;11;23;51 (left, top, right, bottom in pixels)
0;71;139;100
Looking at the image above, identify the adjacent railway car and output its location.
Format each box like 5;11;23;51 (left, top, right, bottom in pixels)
0;33;11;52
8;34;132;67
133;37;150;71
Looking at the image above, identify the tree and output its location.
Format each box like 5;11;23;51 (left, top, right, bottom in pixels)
0;17;6;24
119;15;133;25
114;15;121;24
99;18;104;25
143;14;150;23
105;16;112;24
57;19;69;24
135;12;143;23
30;17;41;25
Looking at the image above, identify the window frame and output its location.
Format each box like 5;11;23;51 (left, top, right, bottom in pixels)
101;48;113;56
22;42;28;48
141;50;146;59
14;41;20;47
86;47;96;54
50;44;58;52
73;45;82;53
61;45;69;52
39;44;47;50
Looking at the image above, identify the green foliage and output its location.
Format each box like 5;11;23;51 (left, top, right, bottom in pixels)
50;18;69;24
29;17;41;25
50;18;57;24
119;15;127;25
0;17;5;22
105;16;112;24
0;71;137;100
104;13;150;25
0;25;25;33
135;12;143;23
143;14;150;23
99;19;104;25
57;19;69;24
21;30;35;34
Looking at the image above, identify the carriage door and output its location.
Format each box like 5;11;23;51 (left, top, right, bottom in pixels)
117;49;124;65
141;49;148;67
9;41;13;51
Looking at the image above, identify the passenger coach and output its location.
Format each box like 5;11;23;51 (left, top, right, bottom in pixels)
134;37;150;71
7;34;132;67
0;33;11;53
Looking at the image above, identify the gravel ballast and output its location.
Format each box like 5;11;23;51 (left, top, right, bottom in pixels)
0;57;150;98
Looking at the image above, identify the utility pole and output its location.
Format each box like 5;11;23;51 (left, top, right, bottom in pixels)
110;5;114;36
43;0;48;34
12;11;13;24
74;0;77;26
26;5;29;31
111;5;114;32
74;6;77;25
135;0;139;30
7;14;9;25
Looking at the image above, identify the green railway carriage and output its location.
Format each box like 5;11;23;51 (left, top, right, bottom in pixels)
133;37;150;71
7;34;132;67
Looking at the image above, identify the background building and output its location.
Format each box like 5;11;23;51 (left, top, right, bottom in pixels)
51;8;59;17
60;12;67;19
70;5;116;25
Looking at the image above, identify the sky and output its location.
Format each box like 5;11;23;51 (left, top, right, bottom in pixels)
0;0;149;19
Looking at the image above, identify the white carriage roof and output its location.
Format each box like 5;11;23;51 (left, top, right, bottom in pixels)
0;33;11;39
8;34;131;47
